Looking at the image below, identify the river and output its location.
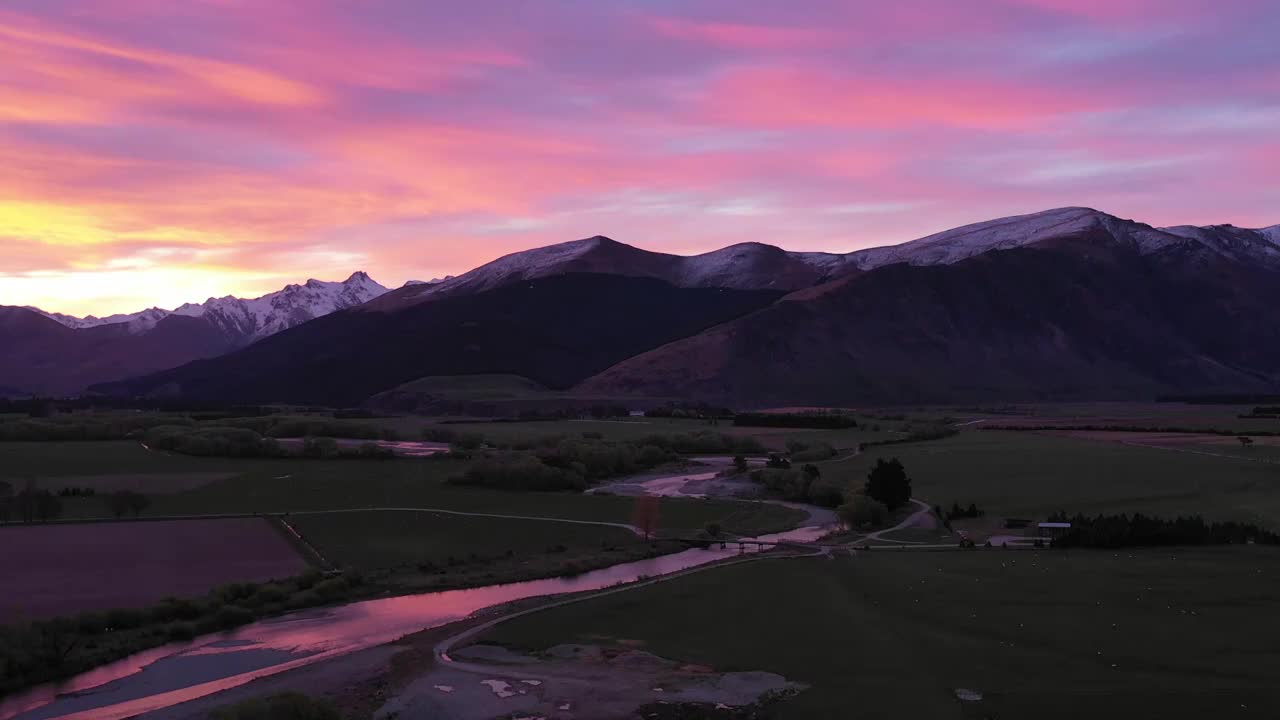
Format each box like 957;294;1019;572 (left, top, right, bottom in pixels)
1;463;830;720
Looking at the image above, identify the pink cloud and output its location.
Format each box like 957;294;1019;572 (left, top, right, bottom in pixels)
0;0;1276;315
647;16;839;50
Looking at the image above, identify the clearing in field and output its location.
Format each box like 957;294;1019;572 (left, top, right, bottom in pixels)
0;518;309;622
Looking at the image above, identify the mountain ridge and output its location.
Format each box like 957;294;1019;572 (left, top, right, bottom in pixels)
19;205;1280;405
31;271;391;341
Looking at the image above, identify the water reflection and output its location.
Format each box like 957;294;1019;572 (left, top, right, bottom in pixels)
2;473;826;720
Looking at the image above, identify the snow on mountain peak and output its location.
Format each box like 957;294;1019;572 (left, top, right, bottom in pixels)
33;272;389;342
846;207;1182;269
28;306;173;333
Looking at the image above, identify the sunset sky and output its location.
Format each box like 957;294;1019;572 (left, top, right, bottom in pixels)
2;0;1277;316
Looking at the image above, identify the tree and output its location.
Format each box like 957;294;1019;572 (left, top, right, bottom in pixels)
24;489;63;523
838;494;888;529
107;490;151;517
802;463;821;480
732;455;749;473
632;496;660;541
107;491;131;518
704;521;722;539
0;480;12;522
127;492;151;516
864;458;911;511
15;480;62;523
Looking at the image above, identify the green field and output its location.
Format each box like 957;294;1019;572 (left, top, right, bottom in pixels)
435;416;897;452
2;441;803;535
288;509;638;570
819;430;1280;528
0;441;246;477
484;548;1280;719
960;401;1280;434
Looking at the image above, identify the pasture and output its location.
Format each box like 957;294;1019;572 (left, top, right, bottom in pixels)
819;430;1280;528
287;509;638;570
2;440;803;535
435;415;897;452
484;548;1280;719
968;400;1280;434
0;518;308;622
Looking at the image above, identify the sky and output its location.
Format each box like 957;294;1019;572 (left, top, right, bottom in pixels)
1;0;1277;316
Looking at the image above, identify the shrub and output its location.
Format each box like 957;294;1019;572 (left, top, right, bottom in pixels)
839;494;889;529
449;453;587;492
212;606;255;630
145;425;284;458
734;412;857;429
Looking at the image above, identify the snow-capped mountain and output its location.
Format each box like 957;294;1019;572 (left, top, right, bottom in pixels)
1158;223;1280;265
29;307;174;333
402;277;452;287
374;208;1280;313
844;207;1280;270
374;237;846;310
35;272;389;343
170;272;388;344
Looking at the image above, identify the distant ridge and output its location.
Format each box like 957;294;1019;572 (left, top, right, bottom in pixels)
4;272;390;395
32;271;389;342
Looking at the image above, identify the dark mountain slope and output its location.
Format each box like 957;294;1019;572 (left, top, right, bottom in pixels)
0;307;235;396
578;231;1280;406
96;274;785;406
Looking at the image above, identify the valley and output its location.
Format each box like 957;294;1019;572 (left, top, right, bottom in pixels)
2;400;1278;719
9;3;1279;717
4;209;1280;720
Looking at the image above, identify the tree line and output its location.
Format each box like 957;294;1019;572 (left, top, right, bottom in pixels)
450;437;679;491
143;426;396;459
733;412;858;429
448;431;766;492
0;570;364;696
0;481;153;523
1049;511;1280;548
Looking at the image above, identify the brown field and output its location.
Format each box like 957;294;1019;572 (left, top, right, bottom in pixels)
0;518;309;622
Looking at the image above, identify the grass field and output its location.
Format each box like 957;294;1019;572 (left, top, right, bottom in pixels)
287;510;639;570
0;441;248;477
435;416;897;452
966;401;1280;434
1;442;803;536
819;430;1280;528
484;548;1280;719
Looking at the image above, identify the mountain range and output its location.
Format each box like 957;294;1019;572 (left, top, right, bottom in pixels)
1;273;392;396
8;207;1280;406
